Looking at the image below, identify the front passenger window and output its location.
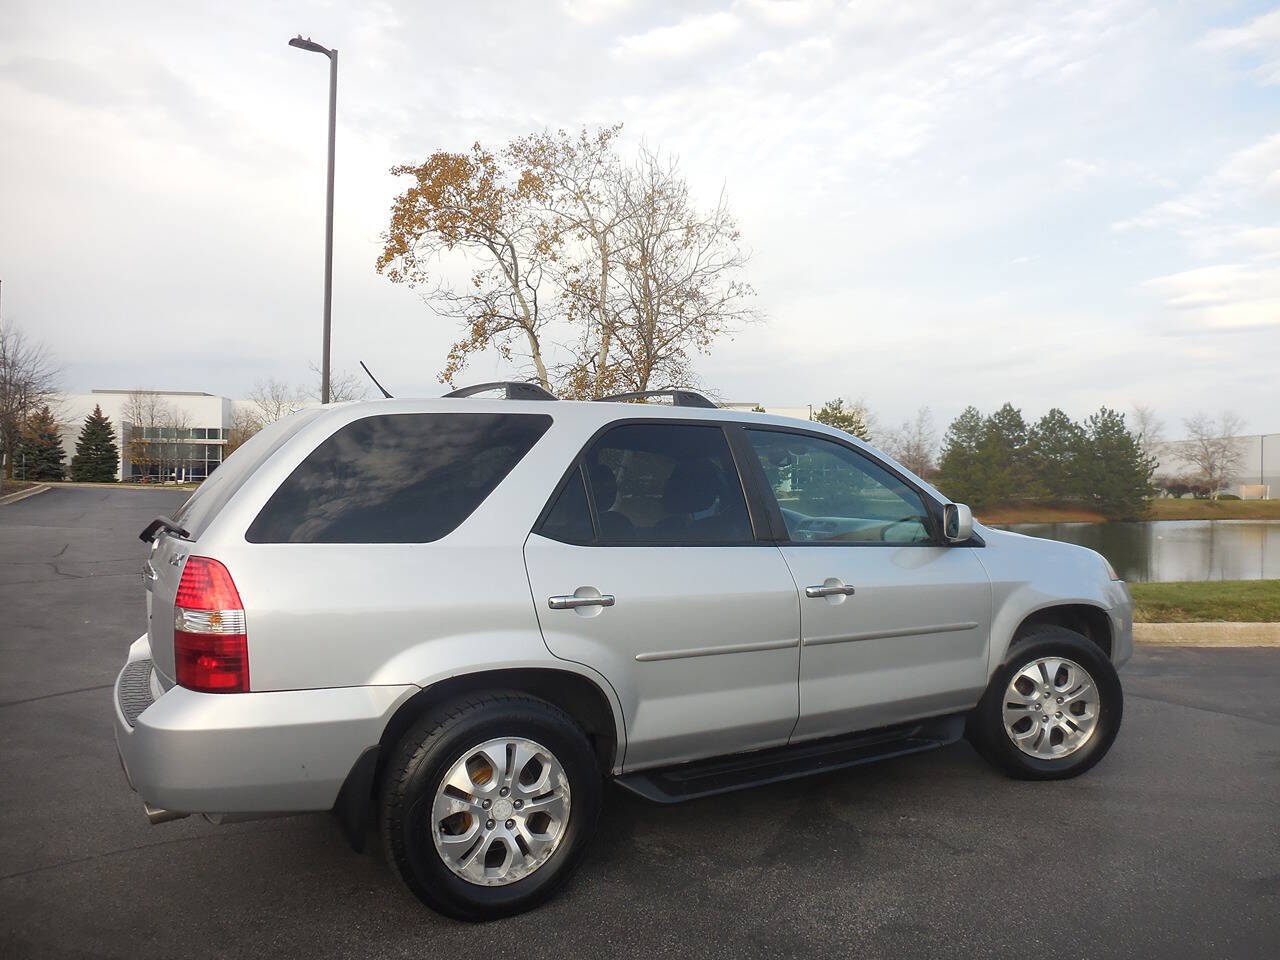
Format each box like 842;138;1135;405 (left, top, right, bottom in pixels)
745;429;932;544
584;423;753;544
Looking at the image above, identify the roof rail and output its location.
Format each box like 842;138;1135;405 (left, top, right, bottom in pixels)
596;389;717;409
443;381;558;401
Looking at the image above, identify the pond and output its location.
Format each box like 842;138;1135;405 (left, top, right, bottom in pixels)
1000;520;1280;583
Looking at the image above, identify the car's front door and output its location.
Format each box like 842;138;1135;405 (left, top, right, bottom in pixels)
740;427;992;742
524;421;801;770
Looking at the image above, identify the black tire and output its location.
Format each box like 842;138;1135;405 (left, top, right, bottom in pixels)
378;692;602;921
967;626;1123;780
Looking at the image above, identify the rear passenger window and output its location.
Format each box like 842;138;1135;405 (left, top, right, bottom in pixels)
247;413;551;543
582;423;753;544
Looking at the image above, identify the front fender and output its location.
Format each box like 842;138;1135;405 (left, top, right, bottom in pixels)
975;526;1132;672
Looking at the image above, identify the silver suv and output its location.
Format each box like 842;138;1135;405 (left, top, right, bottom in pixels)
114;385;1131;920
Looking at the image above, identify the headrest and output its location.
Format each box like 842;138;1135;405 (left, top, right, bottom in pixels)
662;460;722;515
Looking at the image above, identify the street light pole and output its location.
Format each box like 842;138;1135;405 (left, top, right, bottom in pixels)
288;35;337;404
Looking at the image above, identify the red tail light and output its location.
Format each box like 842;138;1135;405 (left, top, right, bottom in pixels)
173;556;248;693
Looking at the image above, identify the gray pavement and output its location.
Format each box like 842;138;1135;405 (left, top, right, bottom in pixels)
2;486;1277;959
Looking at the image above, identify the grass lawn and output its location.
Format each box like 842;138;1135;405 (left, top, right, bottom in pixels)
1147;499;1280;521
1130;580;1280;623
0;478;40;497
976;499;1280;525
975;505;1108;524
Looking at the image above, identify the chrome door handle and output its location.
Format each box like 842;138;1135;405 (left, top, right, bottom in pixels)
548;594;616;610
805;583;856;598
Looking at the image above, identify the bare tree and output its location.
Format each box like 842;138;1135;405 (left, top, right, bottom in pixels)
248;378;304;424
163;407;192;482
306;363;367;404
509;125;629;398
0;323;60;480
378;143;554;388
379;127;759;397
607;146;758;394
1131;404;1165;469
883;406;938;477
121;390;171;479
226;405;262;457
1182;411;1247;497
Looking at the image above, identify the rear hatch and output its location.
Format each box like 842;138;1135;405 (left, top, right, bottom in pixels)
143;409;324;683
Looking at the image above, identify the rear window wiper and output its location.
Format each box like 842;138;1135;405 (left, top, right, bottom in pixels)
139;516;191;543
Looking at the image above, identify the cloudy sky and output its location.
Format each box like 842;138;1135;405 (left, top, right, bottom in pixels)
1;0;1277;436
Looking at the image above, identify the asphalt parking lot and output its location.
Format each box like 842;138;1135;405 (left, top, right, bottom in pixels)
1;486;1277;959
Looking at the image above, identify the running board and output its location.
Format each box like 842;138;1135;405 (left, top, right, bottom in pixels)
614;713;966;804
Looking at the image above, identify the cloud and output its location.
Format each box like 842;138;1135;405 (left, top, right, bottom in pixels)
737;0;833;28
1202;8;1280;85
1145;264;1280;330
1118;132;1280;330
2;0;1278;431
612;11;741;59
561;0;630;24
0;53;297;168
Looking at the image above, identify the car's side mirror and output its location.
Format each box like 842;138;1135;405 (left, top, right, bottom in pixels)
943;503;973;543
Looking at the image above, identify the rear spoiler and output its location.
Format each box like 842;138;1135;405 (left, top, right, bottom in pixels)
139;516;191;543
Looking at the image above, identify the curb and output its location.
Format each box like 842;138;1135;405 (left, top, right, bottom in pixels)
37;481;199;492
0;483;51;506
1135;621;1280;647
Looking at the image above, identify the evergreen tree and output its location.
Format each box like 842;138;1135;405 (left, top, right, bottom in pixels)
1077;407;1155;520
978;403;1031;506
69;404;120;482
937;406;986;505
17;405;66;480
813;397;872;441
1028;408;1087;502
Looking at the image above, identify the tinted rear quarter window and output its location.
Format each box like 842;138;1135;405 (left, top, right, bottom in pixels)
247;413;552;543
539;466;594;544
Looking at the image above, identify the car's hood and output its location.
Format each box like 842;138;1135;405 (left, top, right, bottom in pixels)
975;522;1114;578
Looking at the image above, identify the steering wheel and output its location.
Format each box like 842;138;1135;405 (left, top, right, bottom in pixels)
880;516;924;543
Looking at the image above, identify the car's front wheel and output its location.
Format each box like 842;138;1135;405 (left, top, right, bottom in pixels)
379;693;602;920
967;626;1123;780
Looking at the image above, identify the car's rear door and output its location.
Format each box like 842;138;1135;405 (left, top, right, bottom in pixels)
739;427;992;741
524;420;801;770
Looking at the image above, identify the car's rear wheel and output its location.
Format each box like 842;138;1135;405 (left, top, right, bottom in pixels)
967;626;1123;780
379;693;602;920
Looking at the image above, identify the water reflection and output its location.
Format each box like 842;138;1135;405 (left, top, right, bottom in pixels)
1000;520;1279;583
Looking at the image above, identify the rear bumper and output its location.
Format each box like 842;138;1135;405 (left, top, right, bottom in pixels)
113;634;416;815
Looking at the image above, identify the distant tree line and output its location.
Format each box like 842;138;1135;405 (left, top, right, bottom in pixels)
0;323;59;482
936;404;1155;520
11;403;120;482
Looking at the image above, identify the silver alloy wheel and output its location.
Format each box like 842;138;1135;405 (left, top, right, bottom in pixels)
1002;656;1100;759
431;737;571;887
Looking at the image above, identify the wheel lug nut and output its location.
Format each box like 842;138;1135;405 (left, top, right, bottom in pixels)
486;819;494;830
1042;715;1049;722
500;787;509;797
1057;697;1063;704
482;799;491;809
1055;712;1062;718
514;800;523;809
505;819;515;829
